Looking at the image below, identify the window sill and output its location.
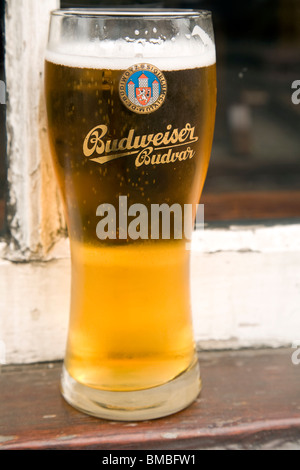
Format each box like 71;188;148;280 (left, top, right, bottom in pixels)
1;222;300;365
1;348;299;450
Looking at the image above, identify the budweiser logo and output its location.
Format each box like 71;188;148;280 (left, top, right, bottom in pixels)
118;63;167;114
83;123;199;167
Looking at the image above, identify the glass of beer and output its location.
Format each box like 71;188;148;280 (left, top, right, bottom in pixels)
45;8;216;420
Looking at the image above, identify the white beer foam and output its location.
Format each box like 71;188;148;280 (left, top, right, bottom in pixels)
45;26;216;70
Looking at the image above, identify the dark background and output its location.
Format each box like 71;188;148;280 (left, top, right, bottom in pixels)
0;0;299;234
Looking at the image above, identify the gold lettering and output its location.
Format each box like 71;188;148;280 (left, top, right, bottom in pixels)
152;133;164;146
161;149;172;164
151;153;161;165
118;129;135;151
105;139;119;154
83;124;108;158
133;134;154;149
169;129;179;144
83;123;199;165
179;127;189;142
170;151;178;163
135;147;153;167
186;123;196;141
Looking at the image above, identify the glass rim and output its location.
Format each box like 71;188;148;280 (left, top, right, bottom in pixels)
50;8;212;20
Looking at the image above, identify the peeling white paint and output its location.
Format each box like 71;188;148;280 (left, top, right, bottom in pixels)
5;0;63;261
1;224;300;364
0;255;70;364
161;433;179;439
0;436;17;444
193;223;300;254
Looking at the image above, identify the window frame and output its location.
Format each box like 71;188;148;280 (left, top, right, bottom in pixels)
0;0;299;365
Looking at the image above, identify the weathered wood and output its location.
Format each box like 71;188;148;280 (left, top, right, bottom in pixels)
0;348;299;450
5;0;63;260
202;190;300;222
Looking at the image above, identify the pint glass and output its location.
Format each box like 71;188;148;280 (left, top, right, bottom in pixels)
45;9;216;420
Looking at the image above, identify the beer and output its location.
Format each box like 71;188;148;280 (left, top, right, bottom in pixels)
45;9;216;419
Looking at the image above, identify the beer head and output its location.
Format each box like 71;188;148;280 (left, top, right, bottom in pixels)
46;9;216;71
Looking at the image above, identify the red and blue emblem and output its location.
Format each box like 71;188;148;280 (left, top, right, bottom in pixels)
119;64;167;114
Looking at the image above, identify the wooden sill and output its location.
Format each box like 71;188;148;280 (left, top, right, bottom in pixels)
1;348;299;450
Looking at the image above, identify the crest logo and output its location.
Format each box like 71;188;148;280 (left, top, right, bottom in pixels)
119;63;167;114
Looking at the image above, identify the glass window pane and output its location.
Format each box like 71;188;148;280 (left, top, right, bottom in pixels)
60;0;300;222
199;0;300;222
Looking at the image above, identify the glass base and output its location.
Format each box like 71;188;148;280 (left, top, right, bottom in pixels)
60;356;201;421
